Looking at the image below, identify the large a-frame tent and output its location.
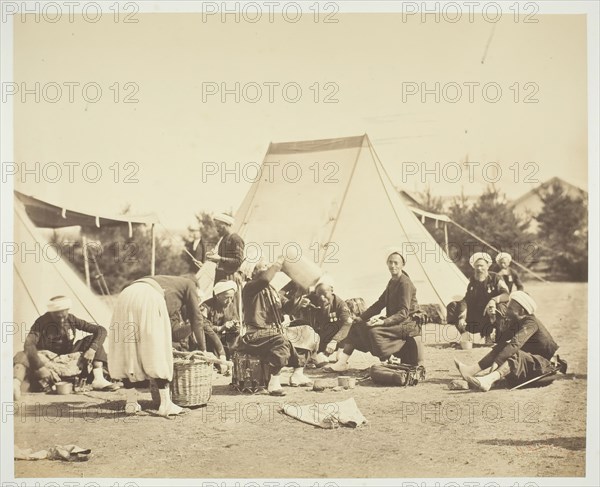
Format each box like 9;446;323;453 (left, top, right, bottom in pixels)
12;192;158;352
12;200;112;352
233;135;468;309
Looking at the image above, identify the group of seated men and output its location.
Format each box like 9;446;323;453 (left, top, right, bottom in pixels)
12;213;565;400
446;251;565;391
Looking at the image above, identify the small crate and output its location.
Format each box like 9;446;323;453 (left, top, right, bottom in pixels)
231;351;271;393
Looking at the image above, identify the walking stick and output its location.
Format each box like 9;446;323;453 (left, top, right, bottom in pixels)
510;356;567;391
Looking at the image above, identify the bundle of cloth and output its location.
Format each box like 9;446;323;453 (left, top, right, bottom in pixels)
37;351;83;378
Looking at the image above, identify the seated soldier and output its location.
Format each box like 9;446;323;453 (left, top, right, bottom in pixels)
13;295;118;400
236;256;319;396
297;278;353;367
202;280;240;360
327;251;427;372
494;252;524;293
454;291;565;391
327;297;367;363
446;252;510;343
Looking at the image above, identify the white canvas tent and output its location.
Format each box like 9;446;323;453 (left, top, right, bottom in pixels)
233;134;468;309
12;193;158;352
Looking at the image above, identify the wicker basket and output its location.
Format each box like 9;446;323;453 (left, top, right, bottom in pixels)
148;352;214;407
170;358;213;407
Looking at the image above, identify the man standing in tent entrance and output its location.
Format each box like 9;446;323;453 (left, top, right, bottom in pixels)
12;295;118;400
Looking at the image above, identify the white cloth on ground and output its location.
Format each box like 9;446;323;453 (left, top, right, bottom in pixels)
281;397;367;429
15;444;91;462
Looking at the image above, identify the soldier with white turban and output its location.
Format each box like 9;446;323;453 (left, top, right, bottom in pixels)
201;280;240;360
494;252;524;293
206;212;246;322
454;291;563;391
206;213;245;283
446;251;510;342
13;295;117;400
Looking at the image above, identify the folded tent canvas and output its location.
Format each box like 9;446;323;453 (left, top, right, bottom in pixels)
233;134;468;310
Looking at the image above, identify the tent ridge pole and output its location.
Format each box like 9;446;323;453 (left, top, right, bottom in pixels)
82;233;91;289
150;223;156;276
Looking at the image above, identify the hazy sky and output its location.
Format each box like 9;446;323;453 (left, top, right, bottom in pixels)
9;7;589;231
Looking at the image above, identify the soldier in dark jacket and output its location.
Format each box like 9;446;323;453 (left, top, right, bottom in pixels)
296;279;353;366
454;291;561;391
201;280;240;360
446;252;510;342
327;251;426;372
237;256;317;395
205;213;245;321
13;295;117;399
494;252;524;293
206;213;245;283
183;226;207;273
150;275;226;361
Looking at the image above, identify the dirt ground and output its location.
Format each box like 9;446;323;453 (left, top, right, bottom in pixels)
12;281;588;480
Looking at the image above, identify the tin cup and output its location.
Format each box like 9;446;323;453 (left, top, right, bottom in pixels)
55;381;73;395
338;376;356;389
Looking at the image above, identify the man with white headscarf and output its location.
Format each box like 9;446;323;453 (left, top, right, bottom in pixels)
494;252;524;293
206;212;245;322
206;213;245;283
454;291;562;391
13;295;117;400
446;251;510;343
201;280;240;360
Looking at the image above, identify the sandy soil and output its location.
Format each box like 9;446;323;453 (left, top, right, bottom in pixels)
13;281;588;479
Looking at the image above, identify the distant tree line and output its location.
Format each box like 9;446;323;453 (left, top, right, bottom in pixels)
419;181;588;281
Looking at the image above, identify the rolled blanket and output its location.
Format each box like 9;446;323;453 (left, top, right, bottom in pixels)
283;324;320;354
38;351;82;378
